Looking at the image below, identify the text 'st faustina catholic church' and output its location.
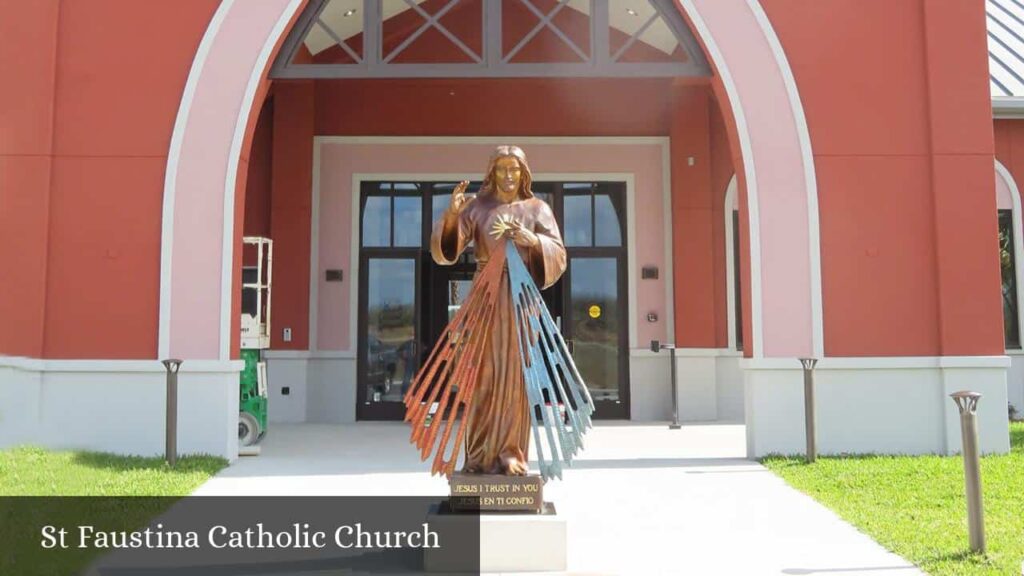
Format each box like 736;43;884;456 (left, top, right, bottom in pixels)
40;523;441;551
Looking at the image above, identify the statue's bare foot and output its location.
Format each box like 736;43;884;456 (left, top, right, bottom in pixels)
500;453;528;475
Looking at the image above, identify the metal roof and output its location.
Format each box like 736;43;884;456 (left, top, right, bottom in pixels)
989;0;1024;98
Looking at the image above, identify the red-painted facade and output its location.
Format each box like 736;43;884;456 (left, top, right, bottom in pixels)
763;0;1002;356
0;0;1004;361
0;0;219;359
996;120;1024;191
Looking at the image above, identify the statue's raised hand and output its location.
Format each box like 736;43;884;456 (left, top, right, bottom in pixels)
447;181;471;216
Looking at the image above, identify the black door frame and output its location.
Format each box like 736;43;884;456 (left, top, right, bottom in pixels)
355;180;630;421
355;184;426;420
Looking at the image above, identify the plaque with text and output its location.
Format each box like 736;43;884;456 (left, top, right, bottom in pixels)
448;473;544;513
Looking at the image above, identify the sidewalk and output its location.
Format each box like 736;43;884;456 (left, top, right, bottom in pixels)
195;422;922;576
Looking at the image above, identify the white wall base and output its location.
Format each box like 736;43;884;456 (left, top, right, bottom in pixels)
264;352;356;424
265;355;308;423
0;358;241;460
629;349;744;422
6;354;1009;461
1006;352;1024;417
0;363;43;446
715;354;745;421
629;352;671;420
272;349;745;424
743;356;1012;458
307;357;356;424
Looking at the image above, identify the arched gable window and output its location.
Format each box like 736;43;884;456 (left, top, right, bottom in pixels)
996;160;1023;350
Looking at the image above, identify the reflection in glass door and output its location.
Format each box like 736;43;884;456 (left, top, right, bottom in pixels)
426;257;476;359
568;258;623;409
359;257;419;420
447;278;473;322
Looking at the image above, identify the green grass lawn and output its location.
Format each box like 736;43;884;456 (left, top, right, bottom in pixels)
0;446;226;496
763;422;1024;576
0;447;227;576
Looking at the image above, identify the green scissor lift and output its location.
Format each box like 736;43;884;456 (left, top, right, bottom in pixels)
239;236;272;446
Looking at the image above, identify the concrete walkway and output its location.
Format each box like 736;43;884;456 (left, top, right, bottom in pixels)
196;422;922;576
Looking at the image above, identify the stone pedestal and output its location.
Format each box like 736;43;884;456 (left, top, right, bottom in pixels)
424;502;567;573
425;474;567;572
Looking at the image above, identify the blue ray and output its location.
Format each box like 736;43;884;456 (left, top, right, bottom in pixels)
506;241;595;481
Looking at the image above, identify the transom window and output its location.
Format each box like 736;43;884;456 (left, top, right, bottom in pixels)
358;180;625;248
272;0;710;78
562;183;623;247
361;184;424;247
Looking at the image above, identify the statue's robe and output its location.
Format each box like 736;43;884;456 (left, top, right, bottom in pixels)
428;195;566;474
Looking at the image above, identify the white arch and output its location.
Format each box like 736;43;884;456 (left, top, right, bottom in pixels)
159;0;304;360
749;0;823;359
158;0;234;359
217;1;304;359
995;159;1024;348
159;0;823;361
678;0;822;358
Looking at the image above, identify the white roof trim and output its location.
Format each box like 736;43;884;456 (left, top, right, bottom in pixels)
993;96;1024;117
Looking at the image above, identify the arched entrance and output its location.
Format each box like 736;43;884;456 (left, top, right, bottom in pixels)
159;0;821;361
157;0;822;455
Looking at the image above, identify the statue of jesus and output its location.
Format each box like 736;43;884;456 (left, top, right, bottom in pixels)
404;146;593;480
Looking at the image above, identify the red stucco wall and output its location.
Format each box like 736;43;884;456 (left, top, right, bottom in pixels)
0;0;219;359
0;1;59;358
244;98;274;244
315;78;678;136
267;81;315;351
762;0;1002;356
670;84;717;348
996;120;1024;190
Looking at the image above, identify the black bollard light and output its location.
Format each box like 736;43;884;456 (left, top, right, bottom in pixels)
161;359;183;467
798;358;818;463
651;341;681;429
950;390;986;554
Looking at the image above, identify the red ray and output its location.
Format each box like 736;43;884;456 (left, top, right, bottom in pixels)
403;244;509;477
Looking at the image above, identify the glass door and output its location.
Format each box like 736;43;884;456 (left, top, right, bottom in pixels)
565;257;627;417
358;257;419;419
559;183;629;419
356;185;423;420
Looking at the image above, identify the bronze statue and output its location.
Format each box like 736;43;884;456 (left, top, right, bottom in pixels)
404;146;593;481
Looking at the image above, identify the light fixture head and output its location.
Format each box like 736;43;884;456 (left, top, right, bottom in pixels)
343;8;357;17
626;8;638;16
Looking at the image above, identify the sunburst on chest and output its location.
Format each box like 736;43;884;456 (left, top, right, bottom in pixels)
489;213;521;240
